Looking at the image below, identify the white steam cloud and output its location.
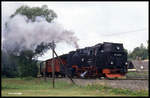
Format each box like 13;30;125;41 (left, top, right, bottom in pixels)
2;7;79;55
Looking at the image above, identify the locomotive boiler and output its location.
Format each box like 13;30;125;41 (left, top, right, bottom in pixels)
40;42;128;78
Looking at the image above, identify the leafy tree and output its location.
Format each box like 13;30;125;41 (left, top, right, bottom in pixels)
10;5;57;57
128;43;148;60
16;50;38;77
2;5;57;77
147;40;149;59
147;40;149;51
35;42;55;57
1;51;19;77
10;5;57;23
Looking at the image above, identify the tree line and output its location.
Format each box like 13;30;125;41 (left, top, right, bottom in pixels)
127;42;149;60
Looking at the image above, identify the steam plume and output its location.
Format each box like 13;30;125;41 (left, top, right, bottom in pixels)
2;14;79;55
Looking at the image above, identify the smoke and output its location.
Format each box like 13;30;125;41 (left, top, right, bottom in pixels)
2;7;79;55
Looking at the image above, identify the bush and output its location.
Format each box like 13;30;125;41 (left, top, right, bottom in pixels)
18;60;39;78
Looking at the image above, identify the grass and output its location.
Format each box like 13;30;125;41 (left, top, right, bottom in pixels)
126;71;149;78
1;77;148;96
84;84;148;96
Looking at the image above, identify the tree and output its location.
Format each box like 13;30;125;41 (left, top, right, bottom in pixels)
10;5;57;23
1;51;19;77
2;5;57;77
16;50;37;77
147;40;149;59
147;40;149;51
9;5;57;56
15;50;38;77
128;43;148;60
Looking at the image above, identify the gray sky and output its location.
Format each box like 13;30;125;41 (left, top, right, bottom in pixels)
2;1;148;61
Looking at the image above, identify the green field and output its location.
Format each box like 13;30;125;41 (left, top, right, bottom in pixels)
126;71;149;78
1;77;148;96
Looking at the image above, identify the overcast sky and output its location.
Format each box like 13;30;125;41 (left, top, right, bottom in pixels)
2;1;149;61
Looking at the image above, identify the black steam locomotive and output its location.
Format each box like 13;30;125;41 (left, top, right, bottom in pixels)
40;42;128;78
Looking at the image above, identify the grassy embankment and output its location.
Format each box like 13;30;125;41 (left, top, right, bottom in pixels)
2;77;148;96
126;71;149;78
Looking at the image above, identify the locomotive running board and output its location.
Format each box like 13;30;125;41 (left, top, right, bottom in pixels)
105;73;125;78
103;69;125;78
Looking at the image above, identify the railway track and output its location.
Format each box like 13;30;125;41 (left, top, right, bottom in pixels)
104;78;148;80
39;76;148;80
69;76;149;80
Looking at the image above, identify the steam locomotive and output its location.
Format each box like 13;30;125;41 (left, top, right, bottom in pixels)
40;42;128;78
